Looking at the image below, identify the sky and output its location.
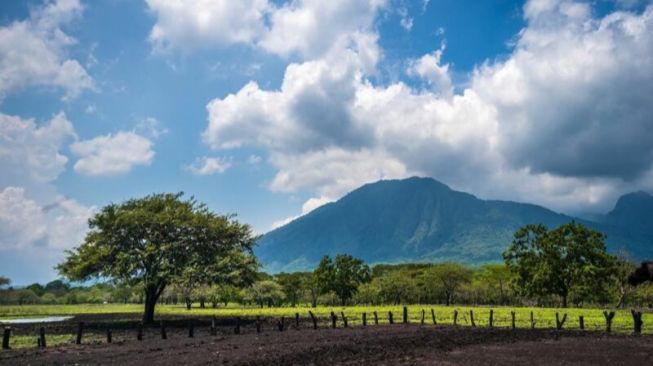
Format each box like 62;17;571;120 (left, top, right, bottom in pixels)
1;0;652;285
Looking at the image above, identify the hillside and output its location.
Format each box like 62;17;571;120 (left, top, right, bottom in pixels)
256;177;653;272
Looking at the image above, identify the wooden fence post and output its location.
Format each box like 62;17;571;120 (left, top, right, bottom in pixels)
373;311;379;325
309;311;318;329
489;309;494;328
341;312;348;328
107;329;112;344
530;311;535;329
631;310;643;335
453;310;458;326
579;316;584;331
469;310;476;327
362;312;367;326
431;309;437;325
76;322;84;345
555;313;567;330
256;316;262;333
235;317;241;334
403;306;408;324
388;311;394;324
137;323;143;341
278;316;285;332
40;327;47;347
160;320;167;339
331;312;337;329
2;327;10;350
511;311;516;330
188;320;195;338
295;313;300;329
603;311;615;333
420;309;425;325
210;316;217;336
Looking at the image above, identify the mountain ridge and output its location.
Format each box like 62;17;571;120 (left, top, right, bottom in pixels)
256;177;652;272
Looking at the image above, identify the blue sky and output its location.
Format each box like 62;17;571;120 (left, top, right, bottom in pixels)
1;0;652;284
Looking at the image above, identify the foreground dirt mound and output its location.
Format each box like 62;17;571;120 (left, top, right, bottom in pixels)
2;325;652;365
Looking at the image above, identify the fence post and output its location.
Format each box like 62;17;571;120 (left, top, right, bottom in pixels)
373;311;379;325
235;317;241;334
453;310;458;326
469;310;476;327
511;311;516;330
631;310;643;335
420;309;425;325
362;312;367;326
603;311;615;333
211;316;217;336
39;326;47;347
489;309;494;328
555;313;567;330
188;320;194;338
256;316;261;333
76;322;84;345
579;316;584;331
403;306;408;324
2;327;10;350
295;313;300;329
137;323;143;341
431;309;436;325
160;320;167;339
388;311;394;324
341;312;348;328
331;312;337;328
278;316;285;332
107;329;112;344
309;311;318;329
530;311;535;329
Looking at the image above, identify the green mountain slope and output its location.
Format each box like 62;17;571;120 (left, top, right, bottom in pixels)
256;177;653;272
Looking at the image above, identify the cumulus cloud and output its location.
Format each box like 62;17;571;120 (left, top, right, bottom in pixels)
146;0;386;59
0;186;93;250
203;0;653;218
186;156;232;175
270;195;334;230
71;131;155;176
0;0;94;101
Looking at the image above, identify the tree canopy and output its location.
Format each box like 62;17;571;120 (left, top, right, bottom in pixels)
503;221;617;307
57;192;258;323
315;254;371;305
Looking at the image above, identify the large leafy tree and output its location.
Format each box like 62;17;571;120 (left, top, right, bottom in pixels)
57;193;258;323
422;262;473;306
503;221;617;307
315;254;371;305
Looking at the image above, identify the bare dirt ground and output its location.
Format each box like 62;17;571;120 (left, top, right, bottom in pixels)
2;324;652;366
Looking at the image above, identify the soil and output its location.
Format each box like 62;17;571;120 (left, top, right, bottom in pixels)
2;323;652;365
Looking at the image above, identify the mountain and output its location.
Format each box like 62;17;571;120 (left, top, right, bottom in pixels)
256;177;653;272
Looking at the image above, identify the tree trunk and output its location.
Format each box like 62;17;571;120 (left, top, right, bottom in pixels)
185;297;192;310
562;295;568;308
143;284;164;324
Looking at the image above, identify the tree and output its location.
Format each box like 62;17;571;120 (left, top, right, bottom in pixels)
0;276;10;289
378;270;417;305
423;262;473;306
315;254;371;306
474;264;513;305
57;193;258;323
275;272;305;307
244;280;285;308
503;222;617;308
613;251;636;308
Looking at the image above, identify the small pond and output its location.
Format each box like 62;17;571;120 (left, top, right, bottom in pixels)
0;316;74;324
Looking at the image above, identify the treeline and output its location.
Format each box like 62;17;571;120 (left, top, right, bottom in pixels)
2;260;652;309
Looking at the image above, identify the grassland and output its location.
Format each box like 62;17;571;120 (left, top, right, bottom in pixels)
1;304;650;333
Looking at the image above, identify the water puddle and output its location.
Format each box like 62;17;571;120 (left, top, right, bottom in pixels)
0;316;74;324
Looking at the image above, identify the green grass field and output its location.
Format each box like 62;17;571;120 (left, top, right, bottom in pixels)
1;303;650;334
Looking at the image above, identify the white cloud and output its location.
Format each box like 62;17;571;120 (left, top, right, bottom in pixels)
146;0;270;52
270;195;334;230
0;112;76;185
203;0;653;221
0;186;93;250
146;0;386;59
0;0;93;101
135;116;168;139
186;156;232;175
247;154;262;165
71;131;155;176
